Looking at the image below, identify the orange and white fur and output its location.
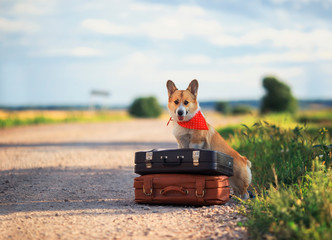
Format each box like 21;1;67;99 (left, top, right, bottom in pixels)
167;79;252;199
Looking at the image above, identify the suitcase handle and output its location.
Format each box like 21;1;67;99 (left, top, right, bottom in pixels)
161;155;183;167
160;186;189;195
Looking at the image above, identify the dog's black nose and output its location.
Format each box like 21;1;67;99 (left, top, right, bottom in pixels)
177;110;184;116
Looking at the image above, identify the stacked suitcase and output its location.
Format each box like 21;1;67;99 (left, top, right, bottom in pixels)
134;149;233;206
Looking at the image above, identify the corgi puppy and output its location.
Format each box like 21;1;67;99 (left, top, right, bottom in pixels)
166;79;252;199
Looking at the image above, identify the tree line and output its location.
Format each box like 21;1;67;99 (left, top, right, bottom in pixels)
128;76;297;118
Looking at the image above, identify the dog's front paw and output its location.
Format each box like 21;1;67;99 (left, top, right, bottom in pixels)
241;192;249;200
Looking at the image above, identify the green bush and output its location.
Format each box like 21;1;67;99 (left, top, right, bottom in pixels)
128;96;162;118
215;101;231;115
245;162;332;240
261;76;297;114
232;105;252;115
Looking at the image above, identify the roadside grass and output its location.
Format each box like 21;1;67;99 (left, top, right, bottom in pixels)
0;110;131;128
217;110;332;240
236;121;331;188
218;111;332;146
245;162;332;240
297;109;332;124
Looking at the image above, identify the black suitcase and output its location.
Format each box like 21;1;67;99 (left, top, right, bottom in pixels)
134;149;233;176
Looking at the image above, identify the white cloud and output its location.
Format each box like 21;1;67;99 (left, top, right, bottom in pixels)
163;66;303;85
0;17;39;33
176;5;207;16
80;3;332;64
182;55;212;65
211;28;332;49
210;28;332;63
129;3;165;12
268;29;332;50
11;0;56;15
117;51;162;80
42;47;103;57
0;0;57;17
269;0;332;5
81;19;132;35
321;63;332;75
220;50;332;66
69;47;103;57
81;4;223;40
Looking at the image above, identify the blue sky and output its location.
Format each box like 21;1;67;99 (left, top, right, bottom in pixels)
0;0;332;106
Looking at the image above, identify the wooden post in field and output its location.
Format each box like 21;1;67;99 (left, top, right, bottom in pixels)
89;90;111;111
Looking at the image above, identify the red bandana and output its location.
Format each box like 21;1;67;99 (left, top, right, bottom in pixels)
167;111;209;130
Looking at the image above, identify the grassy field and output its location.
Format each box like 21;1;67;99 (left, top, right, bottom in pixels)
217;110;332;240
0;110;131;128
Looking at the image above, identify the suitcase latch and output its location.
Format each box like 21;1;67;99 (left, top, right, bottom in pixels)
193;151;200;166
145;152;153;168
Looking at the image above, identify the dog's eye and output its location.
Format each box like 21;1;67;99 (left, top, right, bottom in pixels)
184;100;189;105
174;100;179;105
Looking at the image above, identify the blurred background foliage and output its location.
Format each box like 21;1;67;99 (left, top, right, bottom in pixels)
128;96;162;118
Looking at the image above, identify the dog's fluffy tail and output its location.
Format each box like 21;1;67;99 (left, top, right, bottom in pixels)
245;158;252;185
243;156;251;168
247;159;252;168
242;156;252;185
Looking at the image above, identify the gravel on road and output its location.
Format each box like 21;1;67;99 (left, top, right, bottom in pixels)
0;116;248;240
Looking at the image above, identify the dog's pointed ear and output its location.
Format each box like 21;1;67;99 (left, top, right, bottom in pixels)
167;80;178;97
187;79;199;98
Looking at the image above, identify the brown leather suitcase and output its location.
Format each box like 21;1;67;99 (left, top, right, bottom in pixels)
134;174;230;206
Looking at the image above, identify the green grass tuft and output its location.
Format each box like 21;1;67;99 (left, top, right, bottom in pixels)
245;162;332;240
238;122;331;188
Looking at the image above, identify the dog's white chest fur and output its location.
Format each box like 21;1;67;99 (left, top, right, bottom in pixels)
172;122;211;149
172;122;193;148
173;122;192;138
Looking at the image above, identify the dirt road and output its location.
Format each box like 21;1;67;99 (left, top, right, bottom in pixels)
0;115;248;240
